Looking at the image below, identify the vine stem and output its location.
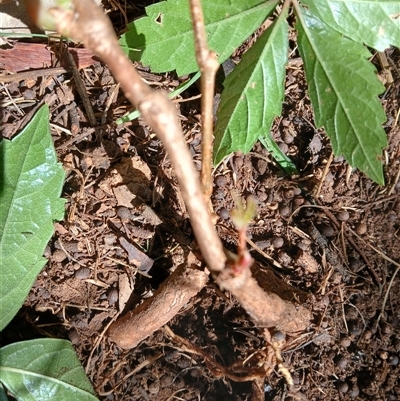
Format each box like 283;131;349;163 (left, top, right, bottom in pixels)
189;0;220;203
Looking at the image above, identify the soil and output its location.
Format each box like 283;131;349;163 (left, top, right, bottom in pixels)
1;2;400;400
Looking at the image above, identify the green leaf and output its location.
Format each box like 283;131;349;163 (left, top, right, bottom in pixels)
0;339;98;401
296;8;387;184
258;135;298;176
301;0;400;51
0;105;66;331
116;71;201;124
213;13;289;165
119;0;279;76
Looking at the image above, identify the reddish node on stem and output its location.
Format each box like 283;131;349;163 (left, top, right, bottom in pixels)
230;249;253;274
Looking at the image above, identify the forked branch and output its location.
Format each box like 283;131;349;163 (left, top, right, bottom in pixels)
38;0;311;349
47;0;227;275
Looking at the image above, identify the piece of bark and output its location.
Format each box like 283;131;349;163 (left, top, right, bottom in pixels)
108;264;209;349
0;42;98;73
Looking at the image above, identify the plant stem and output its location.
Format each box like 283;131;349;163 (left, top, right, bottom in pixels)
50;0;227;274
189;0;220;202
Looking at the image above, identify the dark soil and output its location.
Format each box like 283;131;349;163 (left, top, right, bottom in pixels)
1;2;400;400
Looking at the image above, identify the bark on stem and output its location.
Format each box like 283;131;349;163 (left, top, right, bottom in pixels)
217;268;311;332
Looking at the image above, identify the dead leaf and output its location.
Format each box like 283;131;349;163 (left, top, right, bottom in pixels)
92;147;110;170
99;156;152;202
137;204;162;226
118;273;133;312
119;237;154;274
113;185;136;208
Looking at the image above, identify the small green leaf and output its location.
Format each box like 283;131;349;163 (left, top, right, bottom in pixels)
116;71;201;124
119;0;279;76
302;0;400;51
296;8;387;184
231;195;257;231
0;105;66;331
258;135;298;176
0;339;99;401
213;13;289;165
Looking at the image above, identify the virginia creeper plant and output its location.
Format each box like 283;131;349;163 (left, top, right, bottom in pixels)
119;0;400;185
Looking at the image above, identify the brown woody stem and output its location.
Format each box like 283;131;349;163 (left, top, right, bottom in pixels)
189;0;220;202
108;265;208;349
52;0;227;273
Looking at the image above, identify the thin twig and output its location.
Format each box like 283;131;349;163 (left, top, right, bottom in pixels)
101;83;120;125
348;227;400;330
0;83;25;115
314;152;334;198
66;51;97;126
164;325;273;382
313;201;382;285
189;0;220;202
0;67;68;83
